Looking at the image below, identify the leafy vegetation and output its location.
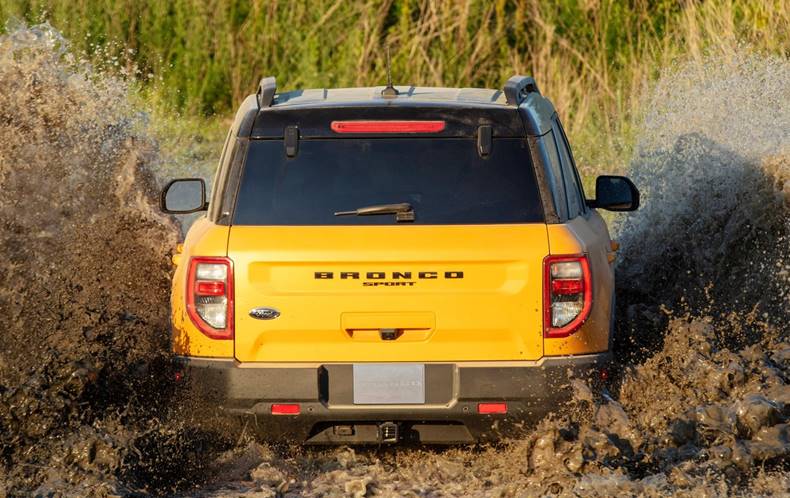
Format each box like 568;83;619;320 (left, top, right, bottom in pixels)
1;0;788;172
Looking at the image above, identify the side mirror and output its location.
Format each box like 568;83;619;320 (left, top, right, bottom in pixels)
588;175;640;211
160;178;208;214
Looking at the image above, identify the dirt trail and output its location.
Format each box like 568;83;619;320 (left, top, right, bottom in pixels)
0;25;788;497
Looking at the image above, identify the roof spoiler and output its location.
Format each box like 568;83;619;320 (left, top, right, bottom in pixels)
256;76;277;109
503;75;540;106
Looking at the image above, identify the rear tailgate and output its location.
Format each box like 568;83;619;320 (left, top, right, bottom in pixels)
228;127;549;363
230;225;548;362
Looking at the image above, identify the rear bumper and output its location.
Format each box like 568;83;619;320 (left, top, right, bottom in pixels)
176;353;610;444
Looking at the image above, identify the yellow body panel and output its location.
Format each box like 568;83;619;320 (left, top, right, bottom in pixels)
228;225;548;362
171;217;232;357
544;214;614;356
172;216;615;362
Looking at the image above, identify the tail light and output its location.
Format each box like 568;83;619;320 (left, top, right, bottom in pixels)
186;257;234;340
544;254;592;338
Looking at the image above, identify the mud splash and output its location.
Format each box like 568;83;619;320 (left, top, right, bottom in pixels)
0;24;788;497
614;53;790;360
0;24;232;496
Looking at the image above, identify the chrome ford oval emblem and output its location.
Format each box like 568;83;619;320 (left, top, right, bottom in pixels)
249;307;280;320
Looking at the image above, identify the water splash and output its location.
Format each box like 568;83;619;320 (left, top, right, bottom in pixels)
0;24;230;495
615;53;790;358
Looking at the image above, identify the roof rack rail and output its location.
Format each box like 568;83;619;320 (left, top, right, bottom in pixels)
503;75;540;106
256;76;277;109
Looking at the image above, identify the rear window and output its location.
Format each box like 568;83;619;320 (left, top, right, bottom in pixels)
233;138;544;225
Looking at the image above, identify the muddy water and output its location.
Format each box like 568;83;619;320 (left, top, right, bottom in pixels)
0;25;788;497
0;25;234;496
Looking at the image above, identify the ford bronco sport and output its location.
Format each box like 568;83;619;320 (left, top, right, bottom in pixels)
161;76;639;444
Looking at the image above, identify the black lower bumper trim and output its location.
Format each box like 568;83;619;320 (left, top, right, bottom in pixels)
176;353;610;443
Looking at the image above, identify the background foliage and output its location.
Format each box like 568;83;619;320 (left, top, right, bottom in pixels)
1;0;788;172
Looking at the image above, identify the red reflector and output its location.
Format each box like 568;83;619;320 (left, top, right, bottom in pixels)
551;279;584;295
195;280;225;296
271;403;300;415
478;402;507;414
330;120;446;134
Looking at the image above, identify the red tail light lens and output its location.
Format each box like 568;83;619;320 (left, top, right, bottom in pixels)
271;403;301;415
544;255;592;338
186;257;234;340
478;402;508;414
195;281;226;296
330;120;446;134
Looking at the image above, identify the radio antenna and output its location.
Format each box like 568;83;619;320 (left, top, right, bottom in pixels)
381;47;399;98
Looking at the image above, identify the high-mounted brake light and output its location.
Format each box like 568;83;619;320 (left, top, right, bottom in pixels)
186;257;234;340
330;120;446;134
543;255;592;338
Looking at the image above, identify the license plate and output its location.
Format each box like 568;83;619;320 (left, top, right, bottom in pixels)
353;363;425;404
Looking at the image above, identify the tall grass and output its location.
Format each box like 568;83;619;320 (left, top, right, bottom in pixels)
1;0;788;172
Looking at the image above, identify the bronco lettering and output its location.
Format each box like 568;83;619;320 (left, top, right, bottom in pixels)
315;271;464;280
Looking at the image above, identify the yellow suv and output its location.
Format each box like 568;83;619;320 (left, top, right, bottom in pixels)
161;76;639;444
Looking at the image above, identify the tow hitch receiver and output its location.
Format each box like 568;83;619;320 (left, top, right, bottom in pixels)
379;422;399;443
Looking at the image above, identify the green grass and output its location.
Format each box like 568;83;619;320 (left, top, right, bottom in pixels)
2;0;788;175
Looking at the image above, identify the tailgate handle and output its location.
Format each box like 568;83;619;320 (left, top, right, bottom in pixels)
380;328;401;341
344;327;431;342
341;312;435;341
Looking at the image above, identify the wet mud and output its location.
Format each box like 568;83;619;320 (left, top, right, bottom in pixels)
0;25;788;497
0;25;233;496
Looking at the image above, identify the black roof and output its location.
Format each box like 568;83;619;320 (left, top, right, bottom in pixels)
271;86;509;108
233;76;557;138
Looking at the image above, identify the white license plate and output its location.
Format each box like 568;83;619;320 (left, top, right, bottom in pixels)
353;363;425;404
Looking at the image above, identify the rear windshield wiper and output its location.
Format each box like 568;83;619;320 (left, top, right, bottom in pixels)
334;203;415;222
